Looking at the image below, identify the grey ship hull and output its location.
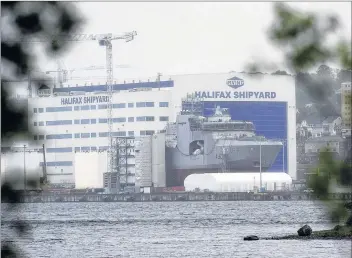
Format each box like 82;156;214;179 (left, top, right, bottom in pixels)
165;114;283;186
167;141;282;171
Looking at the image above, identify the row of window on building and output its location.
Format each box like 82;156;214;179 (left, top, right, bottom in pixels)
33;116;169;127
34;130;156;140
33;102;169;113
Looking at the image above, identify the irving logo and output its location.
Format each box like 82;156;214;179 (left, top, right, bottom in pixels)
226;76;244;89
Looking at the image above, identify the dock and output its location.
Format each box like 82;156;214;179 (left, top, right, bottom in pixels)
15;191;352;203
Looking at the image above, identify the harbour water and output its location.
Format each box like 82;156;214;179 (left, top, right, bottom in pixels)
2;201;350;258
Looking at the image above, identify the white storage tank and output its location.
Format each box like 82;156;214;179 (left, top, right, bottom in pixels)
184;172;292;192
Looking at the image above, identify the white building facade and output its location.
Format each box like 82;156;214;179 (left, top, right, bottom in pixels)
28;81;174;186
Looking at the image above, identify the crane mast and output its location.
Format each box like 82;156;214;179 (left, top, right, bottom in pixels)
98;31;137;180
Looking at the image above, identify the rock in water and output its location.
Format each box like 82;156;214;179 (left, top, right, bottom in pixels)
297;225;312;236
244;235;259;241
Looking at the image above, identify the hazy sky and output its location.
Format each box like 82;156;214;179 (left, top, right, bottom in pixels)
37;2;351;83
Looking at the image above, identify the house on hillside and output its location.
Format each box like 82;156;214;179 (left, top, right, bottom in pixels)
322;116;342;136
304;135;346;156
299;115;324;138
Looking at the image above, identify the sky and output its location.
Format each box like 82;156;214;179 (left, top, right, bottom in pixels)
33;2;352;85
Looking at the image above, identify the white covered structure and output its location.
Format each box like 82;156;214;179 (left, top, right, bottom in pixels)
184;173;292;192
74;152;107;189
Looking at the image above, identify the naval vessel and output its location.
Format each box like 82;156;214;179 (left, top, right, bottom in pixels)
165;97;283;186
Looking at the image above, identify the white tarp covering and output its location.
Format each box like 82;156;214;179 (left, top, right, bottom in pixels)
184;172;292;192
74;152;107;189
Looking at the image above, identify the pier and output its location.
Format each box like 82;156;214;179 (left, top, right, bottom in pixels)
15;191;352;203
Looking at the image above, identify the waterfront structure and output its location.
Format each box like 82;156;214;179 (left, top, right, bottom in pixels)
184;172;292;192
6;72;296;187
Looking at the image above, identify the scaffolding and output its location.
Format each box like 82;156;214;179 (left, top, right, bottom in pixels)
180;93;204;116
103;136;135;193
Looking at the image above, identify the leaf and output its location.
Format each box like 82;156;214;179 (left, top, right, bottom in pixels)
15;13;42;34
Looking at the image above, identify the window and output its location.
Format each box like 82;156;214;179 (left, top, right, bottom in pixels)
40;161;73;167
34;122;37;126
34;108;37;113
81;146;90;152
46;134;72;140
46;147;72;153
99;118;108;123
90;105;96;110
136;102;146;108
74;119;80;125
34;135;37;140
39;135;44;140
99;146;109;150
46;120;72;126
160;116;169;122
91;147;97;151
159;102;169;107
113;103;126;109
112;117;126;123
81;119;90;125
140;130;154;136
75;147;80;152
74;106;80;111
46;106;72;112
99;132;108;137
74;133;80;138
39;121;44;126
112;131;126;137
146;102;154;107
81;105;90;111
128;131;134;136
128;117;134;122
91;133;97;138
91;119;96;124
39;108;44;113
98;104;108;109
137;116;154;122
145;130;154;135
81;133;90;138
128;103;134;108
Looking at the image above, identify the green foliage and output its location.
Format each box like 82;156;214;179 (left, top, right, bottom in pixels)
1;2;83;257
270;3;351;72
269;2;351;225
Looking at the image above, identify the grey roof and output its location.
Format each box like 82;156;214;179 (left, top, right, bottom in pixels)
304;114;324;125
306;135;344;143
323;116;340;124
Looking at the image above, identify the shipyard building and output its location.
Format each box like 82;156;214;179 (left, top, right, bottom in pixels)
2;72;296;191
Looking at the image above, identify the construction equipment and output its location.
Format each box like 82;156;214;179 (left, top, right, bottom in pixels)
25;31;137;183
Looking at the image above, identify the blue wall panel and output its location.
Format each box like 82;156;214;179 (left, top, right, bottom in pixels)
203;101;288;172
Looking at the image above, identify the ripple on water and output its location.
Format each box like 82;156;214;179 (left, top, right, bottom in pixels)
1;201;350;258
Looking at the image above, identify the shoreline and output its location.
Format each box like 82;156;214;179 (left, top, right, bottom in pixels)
261;226;352;240
5;191;352;203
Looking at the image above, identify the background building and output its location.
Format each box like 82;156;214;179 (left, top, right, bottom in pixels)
3;72;297;188
341;81;351;128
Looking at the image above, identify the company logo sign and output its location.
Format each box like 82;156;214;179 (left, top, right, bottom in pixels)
194;91;276;99
226;76;244;89
61;96;110;105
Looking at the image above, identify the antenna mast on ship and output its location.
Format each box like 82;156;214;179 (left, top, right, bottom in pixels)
181;93;204;116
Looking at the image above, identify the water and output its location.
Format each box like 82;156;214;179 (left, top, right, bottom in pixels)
2;201;351;258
